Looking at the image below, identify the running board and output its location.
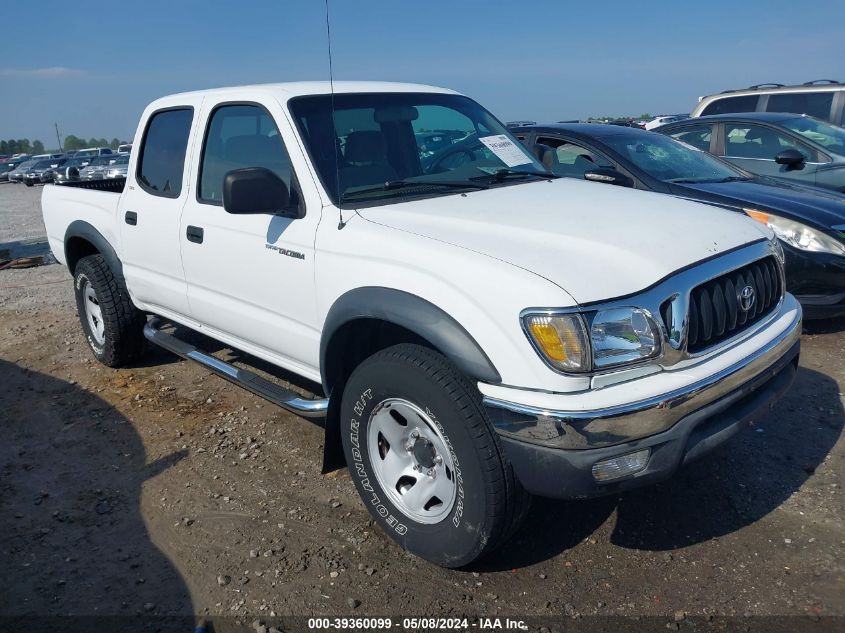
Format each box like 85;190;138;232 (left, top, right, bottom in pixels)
143;318;328;418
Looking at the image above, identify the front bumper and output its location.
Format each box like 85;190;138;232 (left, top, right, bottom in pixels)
784;244;845;320
485;296;802;499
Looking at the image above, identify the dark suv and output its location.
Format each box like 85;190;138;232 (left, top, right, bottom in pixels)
657;113;845;193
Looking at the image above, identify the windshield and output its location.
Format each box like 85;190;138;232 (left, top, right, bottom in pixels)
289;92;546;205
602;132;745;183
112;155;129;165
14;160;38;171
781;116;845;153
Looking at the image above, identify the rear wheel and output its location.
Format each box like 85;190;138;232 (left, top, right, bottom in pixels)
340;343;529;567
73;254;146;367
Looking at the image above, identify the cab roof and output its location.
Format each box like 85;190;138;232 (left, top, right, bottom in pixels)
151;81;459;106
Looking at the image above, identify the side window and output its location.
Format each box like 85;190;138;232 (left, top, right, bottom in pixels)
724;124;811;160
199;104;294;204
669;125;712;151
700;95;759;116
137;108;193;197
536;136;612;178
767;92;833;120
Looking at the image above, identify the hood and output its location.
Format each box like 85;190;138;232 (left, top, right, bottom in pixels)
676;178;845;229
358;178;769;304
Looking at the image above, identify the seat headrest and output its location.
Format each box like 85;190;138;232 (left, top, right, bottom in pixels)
344;131;388;163
743;128;764;142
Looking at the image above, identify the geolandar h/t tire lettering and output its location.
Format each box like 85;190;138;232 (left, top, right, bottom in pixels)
340;343;529;568
73;254;146;368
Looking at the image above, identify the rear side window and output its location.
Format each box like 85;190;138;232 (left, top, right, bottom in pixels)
700;95;759;116
668;125;713;151
137;108;193;197
766;91;834;120
199;104;294;204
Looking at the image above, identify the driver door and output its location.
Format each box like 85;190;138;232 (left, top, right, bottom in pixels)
179;98;322;372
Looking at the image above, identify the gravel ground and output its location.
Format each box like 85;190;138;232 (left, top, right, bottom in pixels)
0;184;843;632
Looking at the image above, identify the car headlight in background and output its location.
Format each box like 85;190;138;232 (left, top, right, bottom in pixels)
523;307;662;373
745;209;845;256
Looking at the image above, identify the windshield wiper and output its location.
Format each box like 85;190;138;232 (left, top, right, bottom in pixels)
486;168;558;183
667;175;749;184
341;179;489;201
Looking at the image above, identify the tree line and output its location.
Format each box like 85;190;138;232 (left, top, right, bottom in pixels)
1;136;130;156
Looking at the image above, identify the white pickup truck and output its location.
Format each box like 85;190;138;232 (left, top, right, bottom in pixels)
42;81;802;567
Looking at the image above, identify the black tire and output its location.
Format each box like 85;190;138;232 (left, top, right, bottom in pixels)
340;343;529;567
73;254;146;367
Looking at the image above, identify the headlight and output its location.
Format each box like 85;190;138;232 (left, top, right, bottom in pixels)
590;307;661;369
745;209;845;256
523;313;590;372
523;307;662;373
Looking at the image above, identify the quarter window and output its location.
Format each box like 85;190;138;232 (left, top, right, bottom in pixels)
724;124;812;161
700;95;759;116
137;108;193;197
766;92;834;120
668;125;713;151
199;104;294;204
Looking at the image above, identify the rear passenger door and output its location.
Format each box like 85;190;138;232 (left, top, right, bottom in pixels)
120;102;200;318
179;98;322;373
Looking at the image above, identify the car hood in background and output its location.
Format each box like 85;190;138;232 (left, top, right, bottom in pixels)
674;178;845;229
359;177;769;304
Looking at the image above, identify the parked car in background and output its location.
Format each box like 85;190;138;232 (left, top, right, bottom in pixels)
117;143;133;154
656;113;845;193
79;154;121;180
513;123;845;319
71;147;114;158
52;156;93;184
692;80;845;125
7;159;40;183
645;114;689;130
0;157;30;182
23;158;67;186
505;120;536;128
104;153;129;179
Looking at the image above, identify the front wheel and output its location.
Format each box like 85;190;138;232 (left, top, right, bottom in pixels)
340;343;529;567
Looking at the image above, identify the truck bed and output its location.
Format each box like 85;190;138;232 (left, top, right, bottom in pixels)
58;178;125;194
41;181;123;268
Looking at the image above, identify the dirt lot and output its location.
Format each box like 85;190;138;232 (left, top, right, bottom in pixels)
1;184;844;631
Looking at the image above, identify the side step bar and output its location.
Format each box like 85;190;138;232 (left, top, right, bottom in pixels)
143;318;329;418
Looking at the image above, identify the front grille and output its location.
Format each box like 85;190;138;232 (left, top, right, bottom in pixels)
662;256;783;354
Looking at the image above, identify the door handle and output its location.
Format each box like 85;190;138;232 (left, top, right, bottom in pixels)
125;211;137;226
186;225;204;244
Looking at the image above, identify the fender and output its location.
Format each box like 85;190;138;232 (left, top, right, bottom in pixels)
64;220;125;283
320;286;501;392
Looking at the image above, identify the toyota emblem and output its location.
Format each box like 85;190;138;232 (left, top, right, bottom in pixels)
738;285;756;312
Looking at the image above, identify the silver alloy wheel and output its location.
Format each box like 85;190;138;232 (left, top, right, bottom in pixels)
82;279;106;346
367;398;457;524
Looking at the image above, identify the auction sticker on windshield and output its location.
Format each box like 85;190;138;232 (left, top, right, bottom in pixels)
479;135;532;167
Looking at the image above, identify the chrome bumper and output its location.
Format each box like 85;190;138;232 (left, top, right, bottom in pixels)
484;302;802;450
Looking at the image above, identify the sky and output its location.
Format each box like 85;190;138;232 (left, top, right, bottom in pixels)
1;0;844;145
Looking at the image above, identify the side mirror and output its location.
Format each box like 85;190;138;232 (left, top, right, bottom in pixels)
223;167;300;217
584;167;634;187
775;148;805;168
